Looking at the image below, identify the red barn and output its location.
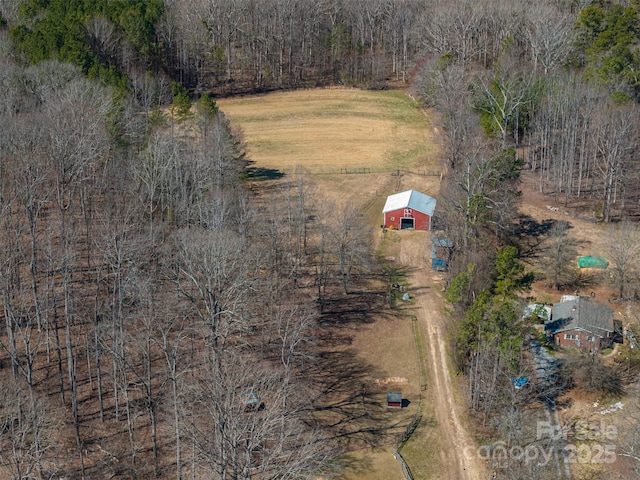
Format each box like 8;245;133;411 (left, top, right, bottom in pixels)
383;190;436;231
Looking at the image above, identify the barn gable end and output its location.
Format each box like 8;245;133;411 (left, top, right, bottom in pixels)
383;190;436;231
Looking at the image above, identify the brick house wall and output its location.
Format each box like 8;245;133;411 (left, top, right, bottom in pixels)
554;329;607;351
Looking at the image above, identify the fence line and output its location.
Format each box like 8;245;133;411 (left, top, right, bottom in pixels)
394;448;414;480
282;167;442;176
340;167;372;174
417;170;442;177
391;314;428;478
397;412;421;448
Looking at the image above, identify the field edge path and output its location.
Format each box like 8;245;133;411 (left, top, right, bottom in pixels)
400;231;487;480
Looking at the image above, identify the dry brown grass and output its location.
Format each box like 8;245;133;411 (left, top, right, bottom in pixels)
219;87;445;479
218;88;436;174
219;87;640;480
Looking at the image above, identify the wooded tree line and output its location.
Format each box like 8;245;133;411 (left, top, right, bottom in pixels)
0;46;385;477
3;0;638;97
1;0;640;478
416;0;639;299
3;0;639;224
4;0;424;92
418;0;640;218
416;1;639;477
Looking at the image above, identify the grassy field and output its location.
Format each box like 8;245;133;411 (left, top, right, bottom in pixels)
218;88;436;174
219;87;640;480
219;87;443;479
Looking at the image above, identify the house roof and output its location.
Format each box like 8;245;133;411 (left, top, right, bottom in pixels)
386;392;402;403
432;237;453;248
545;297;614;338
383;190;436;215
523;303;551;322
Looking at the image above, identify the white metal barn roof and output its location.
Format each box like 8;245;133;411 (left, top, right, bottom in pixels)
383;190;436;216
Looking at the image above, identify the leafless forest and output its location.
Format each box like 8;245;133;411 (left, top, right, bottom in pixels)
0;59;386;476
1;0;640;478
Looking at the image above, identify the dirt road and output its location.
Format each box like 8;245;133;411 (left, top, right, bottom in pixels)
399;232;487;480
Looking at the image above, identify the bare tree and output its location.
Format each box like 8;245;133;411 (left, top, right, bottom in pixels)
620;390;640;477
84;15;121;68
0;198;22;381
569;352;623;395
474;68;537;148
188;337;331;479
419;0;483;69
523;4;575;75
1;109;56;388
0;373;60;480
540;220;578;290
388;0;415;82
129;280;164;477
172;228;257;351
156;315;191;480
527;72;607;203
133;131;177;231
328;204;372;295
44;76;113;474
418;59;480;170
192;0;246;86
188;348;276;479
607;222;640;299
592;104;639;222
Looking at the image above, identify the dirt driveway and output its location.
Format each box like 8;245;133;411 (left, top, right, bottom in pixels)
396;230;487;480
219;88;488;478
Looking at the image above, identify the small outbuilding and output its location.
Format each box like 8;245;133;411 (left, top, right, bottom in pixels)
241;390;264;412
383;190;436;231
386;392;402;408
431;237;453;271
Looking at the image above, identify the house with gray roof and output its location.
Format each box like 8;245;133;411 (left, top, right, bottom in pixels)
544;297;622;351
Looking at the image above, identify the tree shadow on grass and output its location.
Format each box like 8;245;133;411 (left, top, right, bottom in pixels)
319;292;387;326
242;166;285;180
380;262;414;287
336;452;381;479
303;346;413;450
563;269;600;291
327;262;419;314
303;257;418;451
514;214;559;261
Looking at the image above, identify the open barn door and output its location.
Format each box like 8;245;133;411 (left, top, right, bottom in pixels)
400;217;414;229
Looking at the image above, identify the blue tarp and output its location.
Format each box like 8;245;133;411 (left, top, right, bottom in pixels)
431;238;451;271
512;377;529;389
432;258;447;271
